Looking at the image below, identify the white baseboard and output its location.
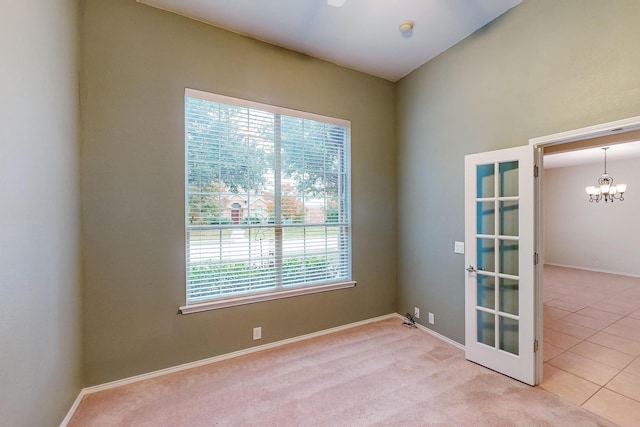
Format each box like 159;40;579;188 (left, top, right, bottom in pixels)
60;313;399;426
392;313;465;350
60;390;85;427
545;263;640;278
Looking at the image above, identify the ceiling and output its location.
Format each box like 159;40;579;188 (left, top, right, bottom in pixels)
138;0;522;82
131;1;639;168
544;141;640;169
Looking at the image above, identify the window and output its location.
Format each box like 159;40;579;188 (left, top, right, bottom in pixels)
182;89;353;312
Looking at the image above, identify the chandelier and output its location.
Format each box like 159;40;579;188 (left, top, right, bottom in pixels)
585;147;627;203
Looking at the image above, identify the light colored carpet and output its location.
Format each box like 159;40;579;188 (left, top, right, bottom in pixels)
69;318;616;426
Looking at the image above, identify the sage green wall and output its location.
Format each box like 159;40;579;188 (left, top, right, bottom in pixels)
81;0;396;385
396;0;640;344
0;0;83;425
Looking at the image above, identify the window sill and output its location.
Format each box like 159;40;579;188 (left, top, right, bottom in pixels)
179;281;357;314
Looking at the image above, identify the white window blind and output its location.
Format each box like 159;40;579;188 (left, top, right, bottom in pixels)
184;89;352;306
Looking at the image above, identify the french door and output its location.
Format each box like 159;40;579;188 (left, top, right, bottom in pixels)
464;145;540;385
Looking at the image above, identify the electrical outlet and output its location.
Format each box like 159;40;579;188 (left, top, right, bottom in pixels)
428;312;434;325
454;241;465;254
253;327;262;340
414;307;420;319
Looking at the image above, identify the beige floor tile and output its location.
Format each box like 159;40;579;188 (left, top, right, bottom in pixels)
569;341;635;369
577;307;624;324
588;332;640;356
562;312;618;330
625;357;640;377
544;306;571;320
543;327;582;350
542;342;565;362
583;388;640;427
610;292;640;302
603;318;640;342
629;309;640;320
543;292;562;302
547;352;619;386
540;364;600;406
545;297;591;313
620;290;640;304
623;286;640;296
607;371;640;402
545;319;598;340
591;300;639;316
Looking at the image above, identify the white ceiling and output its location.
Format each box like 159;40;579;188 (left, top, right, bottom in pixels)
544;141;640;169
138;0;522;82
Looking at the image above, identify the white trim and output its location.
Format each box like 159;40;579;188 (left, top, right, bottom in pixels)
180;281;357;314
529;116;640;147
59;391;85;427
544;263;640;279
391;313;465;350
185;88;351;127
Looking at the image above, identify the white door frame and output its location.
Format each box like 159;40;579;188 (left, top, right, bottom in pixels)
529;115;640;384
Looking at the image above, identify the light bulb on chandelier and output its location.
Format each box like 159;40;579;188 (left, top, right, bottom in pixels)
585;147;627;203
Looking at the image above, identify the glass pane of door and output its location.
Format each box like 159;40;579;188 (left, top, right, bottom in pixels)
477;311;495;347
499;161;518;197
499;316;519;355
477;238;495;272
477;160;520;352
499;201;518;236
477;275;495;309
477;164;495;198
477;202;495;235
499;240;519;276
499;278;519;315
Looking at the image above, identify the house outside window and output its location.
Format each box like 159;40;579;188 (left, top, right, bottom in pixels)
183;89;353;311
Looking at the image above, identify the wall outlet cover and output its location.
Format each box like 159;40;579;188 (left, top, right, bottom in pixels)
253;327;262;340
454;241;465;254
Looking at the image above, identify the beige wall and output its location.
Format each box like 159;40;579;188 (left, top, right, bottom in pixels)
0;0;83;425
396;0;640;344
544;157;640;276
81;0;396;385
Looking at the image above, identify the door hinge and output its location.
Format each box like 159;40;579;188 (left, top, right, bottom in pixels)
534;165;539;178
534;252;539;266
534;340;539;352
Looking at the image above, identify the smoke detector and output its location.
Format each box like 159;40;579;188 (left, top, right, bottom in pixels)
399;20;414;35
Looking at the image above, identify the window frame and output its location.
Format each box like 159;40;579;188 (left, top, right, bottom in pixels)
180;88;355;314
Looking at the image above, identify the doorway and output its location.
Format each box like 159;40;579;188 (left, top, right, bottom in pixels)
532;117;640;424
463;115;640;390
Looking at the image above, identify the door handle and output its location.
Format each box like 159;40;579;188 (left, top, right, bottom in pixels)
466;265;477;273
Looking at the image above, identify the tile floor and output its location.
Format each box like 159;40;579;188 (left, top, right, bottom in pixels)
540;265;640;427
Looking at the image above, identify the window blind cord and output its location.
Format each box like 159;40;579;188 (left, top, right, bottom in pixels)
402;313;417;328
